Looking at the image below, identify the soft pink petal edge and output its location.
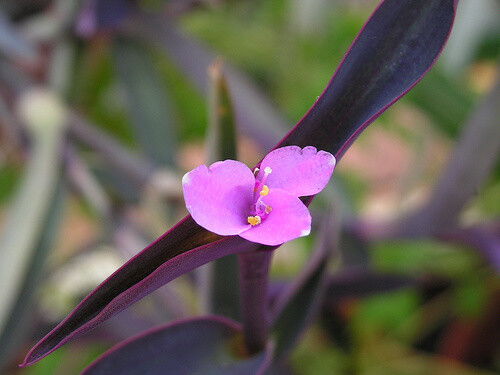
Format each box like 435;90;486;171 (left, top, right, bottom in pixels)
239;189;311;246
257;146;336;197
182;160;254;236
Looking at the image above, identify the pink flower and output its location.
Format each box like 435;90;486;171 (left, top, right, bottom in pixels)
182;146;336;246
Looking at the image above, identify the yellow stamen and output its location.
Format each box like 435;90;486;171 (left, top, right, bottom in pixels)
260;185;270;196
265;205;273;214
247;215;261;226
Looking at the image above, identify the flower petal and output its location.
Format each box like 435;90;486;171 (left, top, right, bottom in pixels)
257;146;335;197
183;160;254;235
239;189;311;246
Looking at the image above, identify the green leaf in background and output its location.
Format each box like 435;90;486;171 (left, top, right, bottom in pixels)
0;181;65;369
373;240;481;278
202;60;240;320
0;89;66;344
206;59;238;163
112;37;177;166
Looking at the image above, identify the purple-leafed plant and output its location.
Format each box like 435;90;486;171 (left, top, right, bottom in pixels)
11;0;462;373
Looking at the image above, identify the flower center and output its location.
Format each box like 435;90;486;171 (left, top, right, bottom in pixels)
247;166;273;226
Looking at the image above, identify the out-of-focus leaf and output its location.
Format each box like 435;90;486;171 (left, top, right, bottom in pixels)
398;79;500;236
0;11;37;63
339;228;372;268
0;89;66;340
0;182;65;369
112;37;177;166
206;59;238;163
132;16;287;151
82;316;272;375
23;0;457;366
76;0;137;37
271;209;338;359
440;224;500;273
68;115;156;187
207;60;240;320
326;269;416;302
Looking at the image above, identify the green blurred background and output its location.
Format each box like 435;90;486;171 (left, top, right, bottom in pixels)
0;0;498;374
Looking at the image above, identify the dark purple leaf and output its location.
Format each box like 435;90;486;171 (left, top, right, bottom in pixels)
82;316;272;375
277;0;457;160
22;0;457;366
21;220;259;367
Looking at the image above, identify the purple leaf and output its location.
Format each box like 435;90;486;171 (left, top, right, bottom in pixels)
277;0;458;160
81;316;273;375
23;0;457;366
21;219;258;367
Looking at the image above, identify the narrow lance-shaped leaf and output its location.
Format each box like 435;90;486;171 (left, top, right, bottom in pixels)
206;60;241;320
0;89;66;337
206;59;238;162
81;316;273;375
277;0;458;160
0;182;65;369
113;37;177;166
22;0;457;366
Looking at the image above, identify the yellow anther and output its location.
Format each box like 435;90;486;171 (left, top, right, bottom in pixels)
265;205;273;214
260;185;270;196
247;215;262;226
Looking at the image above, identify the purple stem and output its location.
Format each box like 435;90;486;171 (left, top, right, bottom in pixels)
238;250;273;354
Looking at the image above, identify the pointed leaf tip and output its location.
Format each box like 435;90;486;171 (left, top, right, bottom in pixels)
278;0;457;159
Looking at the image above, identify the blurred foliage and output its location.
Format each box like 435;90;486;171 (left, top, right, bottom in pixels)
0;0;498;374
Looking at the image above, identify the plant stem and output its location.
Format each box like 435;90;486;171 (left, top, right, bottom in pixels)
238;250;273;354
